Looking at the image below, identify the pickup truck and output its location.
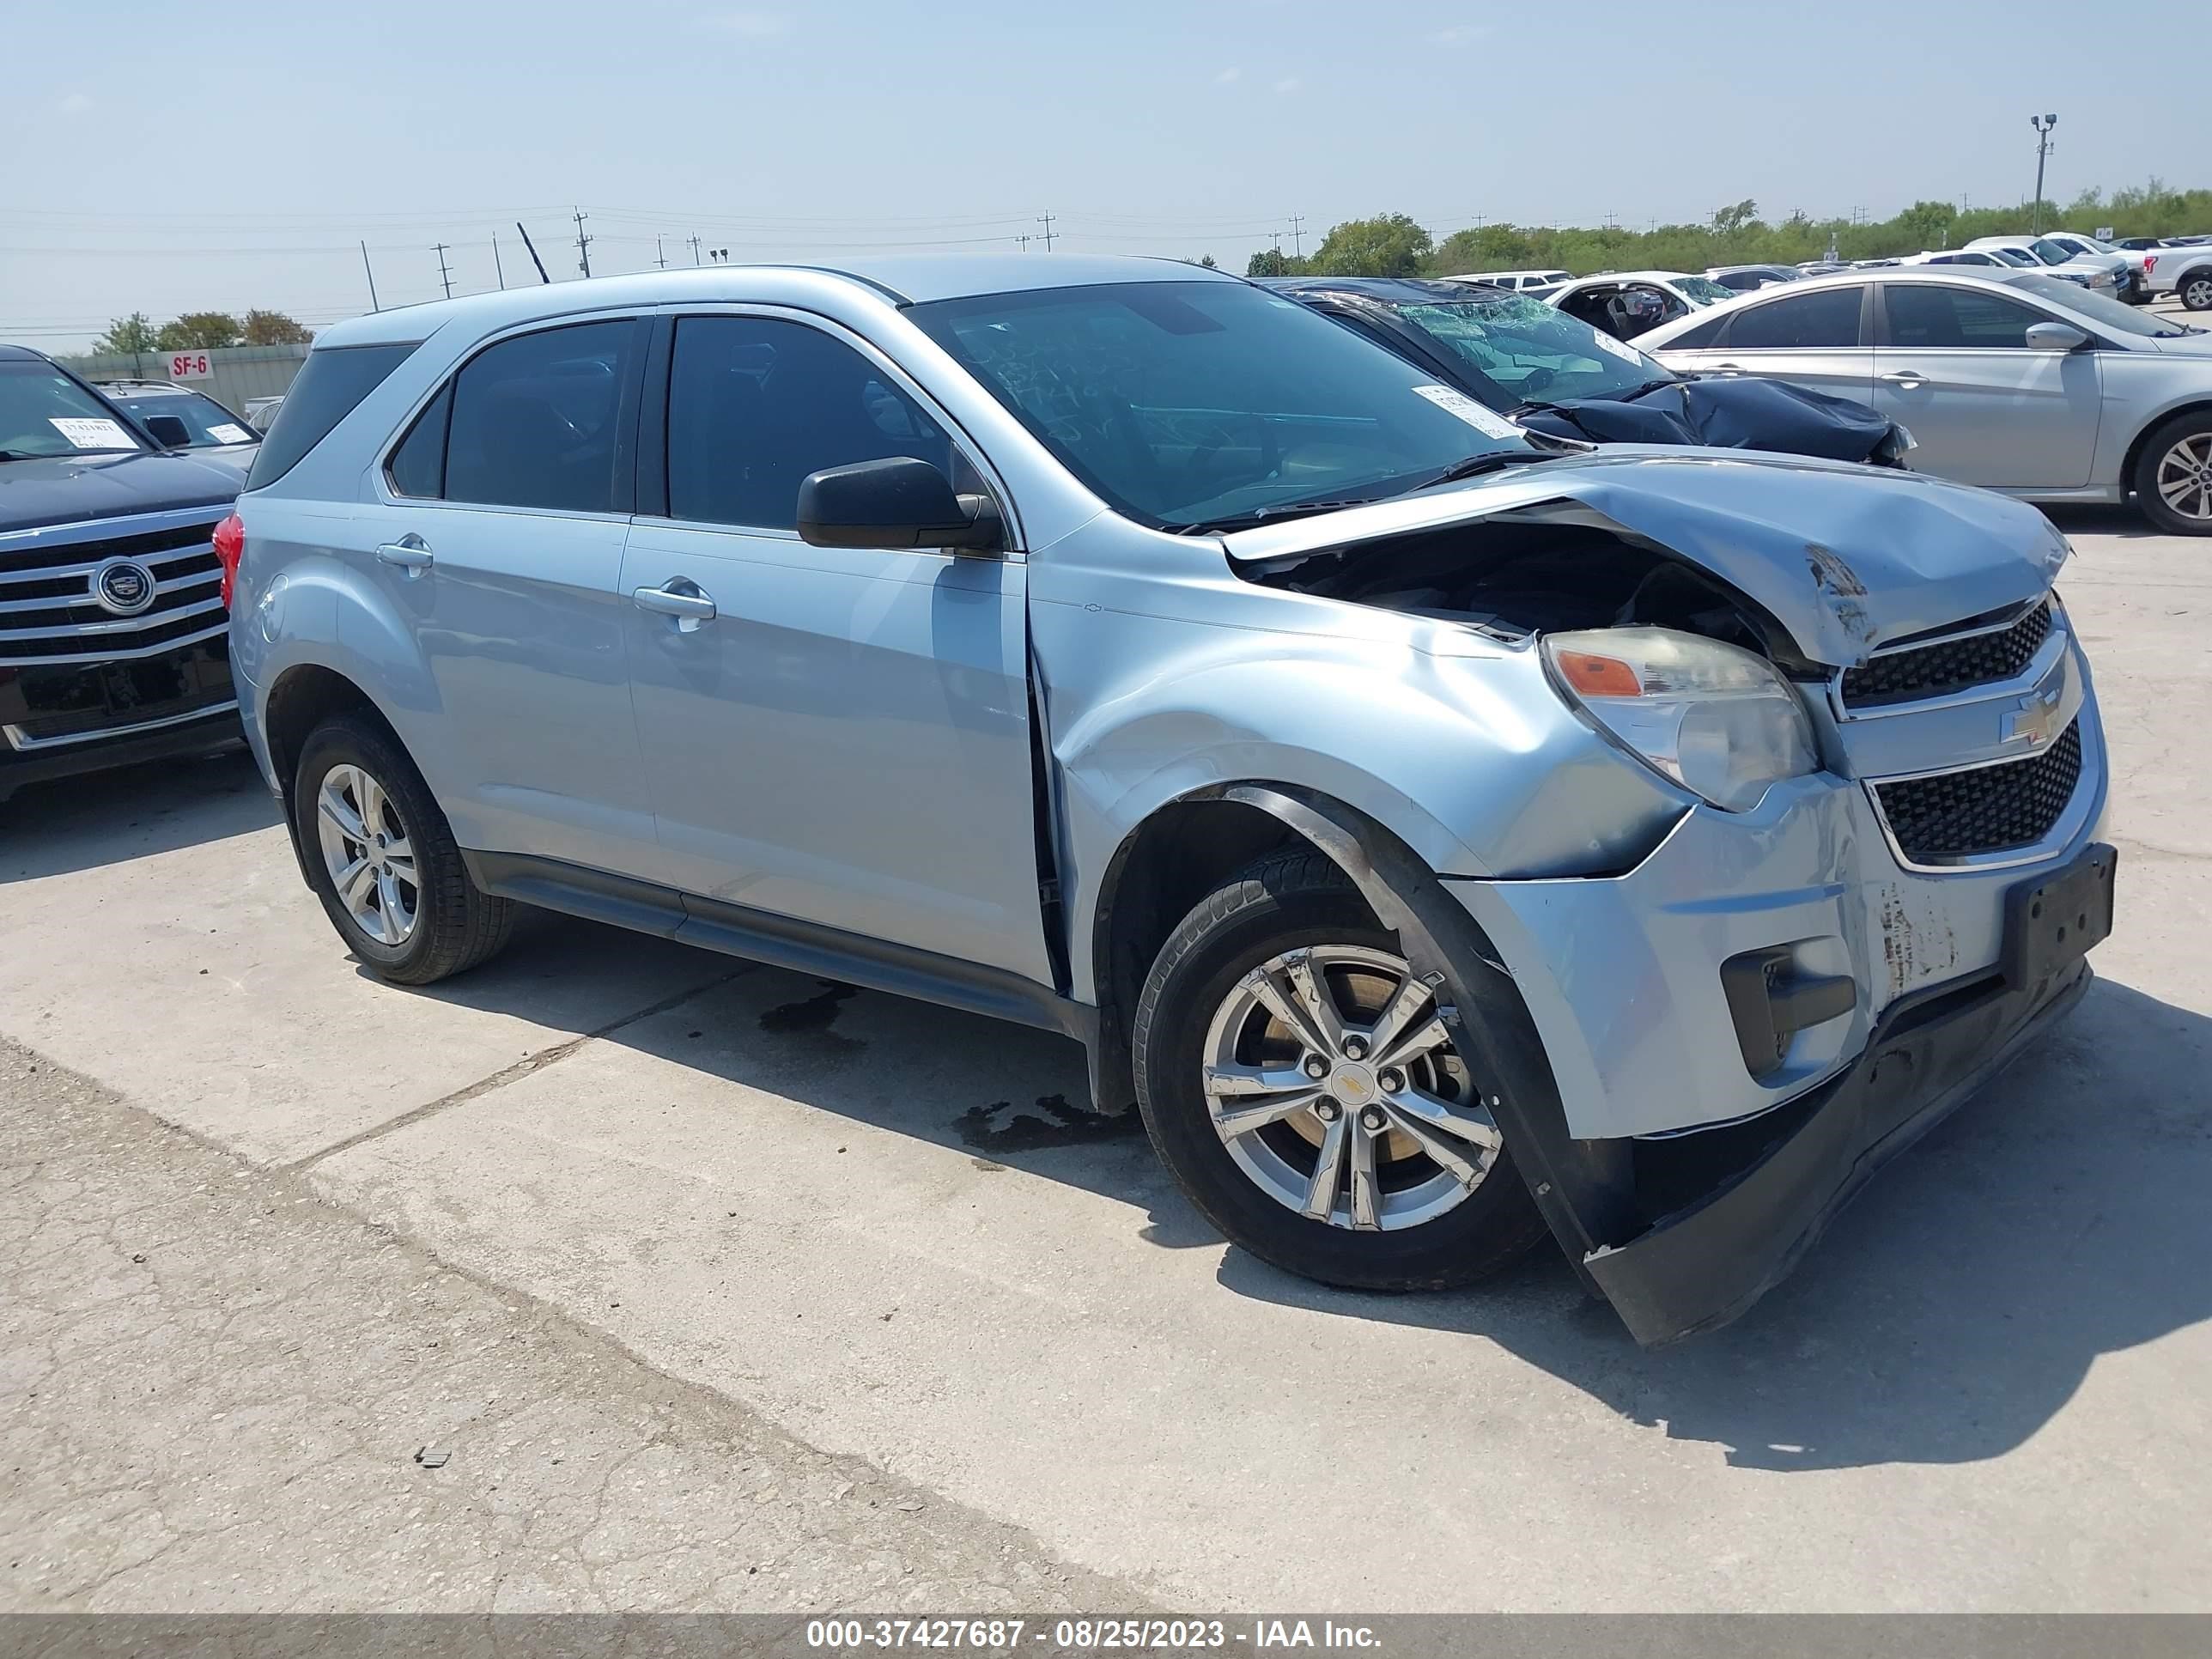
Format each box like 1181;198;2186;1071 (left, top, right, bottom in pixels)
1;344;244;805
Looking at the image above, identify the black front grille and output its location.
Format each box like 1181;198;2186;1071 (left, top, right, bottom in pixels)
1875;720;2083;862
1842;601;2053;708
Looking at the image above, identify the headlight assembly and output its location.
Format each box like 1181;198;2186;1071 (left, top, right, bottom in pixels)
1543;627;1820;812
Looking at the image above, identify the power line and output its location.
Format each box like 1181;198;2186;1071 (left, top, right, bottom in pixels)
1036;212;1056;252
431;242;453;300
1288;215;1304;257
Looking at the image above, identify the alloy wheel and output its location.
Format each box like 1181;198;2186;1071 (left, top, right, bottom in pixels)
1199;944;1501;1231
314;762;419;946
2155;434;2212;523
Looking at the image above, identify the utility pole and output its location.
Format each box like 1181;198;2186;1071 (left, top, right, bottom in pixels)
1036;212;1056;252
360;240;380;312
493;234;506;289
516;222;550;284
571;206;593;278
431;242;453;300
2030;112;2058;233
1288;214;1304;257
655;235;668;269
688;235;703;265
1015;234;1032;252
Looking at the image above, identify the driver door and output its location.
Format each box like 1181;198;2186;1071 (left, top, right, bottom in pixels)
618;311;1054;985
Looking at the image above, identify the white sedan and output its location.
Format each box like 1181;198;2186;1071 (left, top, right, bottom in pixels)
1544;270;1740;340
1636;265;2212;532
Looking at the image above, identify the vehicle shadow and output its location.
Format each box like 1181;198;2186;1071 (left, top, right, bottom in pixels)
386;905;2212;1471
1214;974;2212;1471
2044;504;2162;541
0;742;276;884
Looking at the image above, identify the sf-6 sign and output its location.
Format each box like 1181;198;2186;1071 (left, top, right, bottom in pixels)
167;350;215;380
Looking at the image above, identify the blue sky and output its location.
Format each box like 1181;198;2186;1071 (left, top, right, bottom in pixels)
4;0;2204;348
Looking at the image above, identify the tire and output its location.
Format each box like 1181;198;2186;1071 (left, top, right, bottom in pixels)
2132;411;2212;536
1132;850;1547;1291
2180;268;2212;312
291;713;515;985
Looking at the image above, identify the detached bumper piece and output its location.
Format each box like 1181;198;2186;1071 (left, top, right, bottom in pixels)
1587;954;2091;1345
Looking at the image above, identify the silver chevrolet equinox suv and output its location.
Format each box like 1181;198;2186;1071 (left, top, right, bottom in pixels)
226;256;2114;1343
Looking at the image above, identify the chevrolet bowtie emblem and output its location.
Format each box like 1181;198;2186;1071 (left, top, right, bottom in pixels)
2004;679;2066;749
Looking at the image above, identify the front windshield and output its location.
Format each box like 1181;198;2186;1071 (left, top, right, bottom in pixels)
2004;272;2200;337
1389;295;1669;408
1673;276;1738;304
908;281;1538;529
0;362;147;459
106;389;257;448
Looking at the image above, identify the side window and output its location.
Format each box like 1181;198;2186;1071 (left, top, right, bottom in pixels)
1727;286;1865;349
386;383;451;498
1885;285;2042;349
1665;312;1730;349
665;316;960;532
443;319;638;514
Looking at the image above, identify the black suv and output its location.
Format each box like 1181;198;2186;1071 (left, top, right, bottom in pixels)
1;344;247;804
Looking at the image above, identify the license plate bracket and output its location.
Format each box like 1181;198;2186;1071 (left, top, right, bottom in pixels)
2001;843;2117;990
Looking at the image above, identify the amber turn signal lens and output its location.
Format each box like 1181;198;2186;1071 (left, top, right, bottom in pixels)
1553;650;1642;698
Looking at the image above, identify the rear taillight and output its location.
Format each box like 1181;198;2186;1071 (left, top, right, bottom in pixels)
213;512;245;609
2146;255;2158;276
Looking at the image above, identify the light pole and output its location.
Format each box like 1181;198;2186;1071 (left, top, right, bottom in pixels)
2030;112;2058;234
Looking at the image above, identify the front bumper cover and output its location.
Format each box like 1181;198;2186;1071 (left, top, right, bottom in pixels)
1584;955;2089;1345
1211;783;2098;1346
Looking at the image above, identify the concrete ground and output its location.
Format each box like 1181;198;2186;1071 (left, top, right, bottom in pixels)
2;506;2208;1613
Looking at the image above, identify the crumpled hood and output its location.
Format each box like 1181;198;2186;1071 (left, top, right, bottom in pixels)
1221;448;2067;666
1514;376;1905;466
0;450;244;536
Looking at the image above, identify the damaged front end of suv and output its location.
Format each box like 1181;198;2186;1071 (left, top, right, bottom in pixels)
1043;447;2110;1346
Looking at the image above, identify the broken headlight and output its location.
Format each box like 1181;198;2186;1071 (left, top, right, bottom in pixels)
1543;627;1818;812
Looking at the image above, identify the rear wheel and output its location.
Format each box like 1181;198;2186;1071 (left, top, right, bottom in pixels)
2134;412;2212;535
292;714;514;984
2179;269;2212;312
1132;851;1547;1290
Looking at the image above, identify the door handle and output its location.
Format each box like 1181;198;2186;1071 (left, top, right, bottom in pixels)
632;580;716;631
1881;370;1929;389
375;535;433;574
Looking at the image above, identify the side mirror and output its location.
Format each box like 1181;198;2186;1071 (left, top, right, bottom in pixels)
2024;321;2090;351
796;457;1004;553
143;414;193;448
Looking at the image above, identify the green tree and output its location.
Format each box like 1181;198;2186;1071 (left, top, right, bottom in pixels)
92;313;160;357
1713;198;1760;235
1246;246;1299;277
1895;199;1958;250
241;309;313;345
1308;213;1431;277
155;312;242;350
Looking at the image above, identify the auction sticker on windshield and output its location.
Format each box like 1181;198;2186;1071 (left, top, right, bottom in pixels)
1412;384;1522;439
207;422;254;445
48;418;137;450
1590;331;1648;364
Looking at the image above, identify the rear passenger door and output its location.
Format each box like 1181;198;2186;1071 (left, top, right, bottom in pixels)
617;310;1054;986
1869;282;2100;488
362;315;660;875
1667;284;1874;401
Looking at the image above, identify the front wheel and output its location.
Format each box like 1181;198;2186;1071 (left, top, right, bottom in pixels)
2179;270;2212;312
2134;412;2212;535
1132;852;1547;1290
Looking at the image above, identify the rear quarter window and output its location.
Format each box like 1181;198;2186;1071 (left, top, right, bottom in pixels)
246;343;419;489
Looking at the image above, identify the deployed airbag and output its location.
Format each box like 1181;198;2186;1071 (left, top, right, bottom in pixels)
1517;377;1907;467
